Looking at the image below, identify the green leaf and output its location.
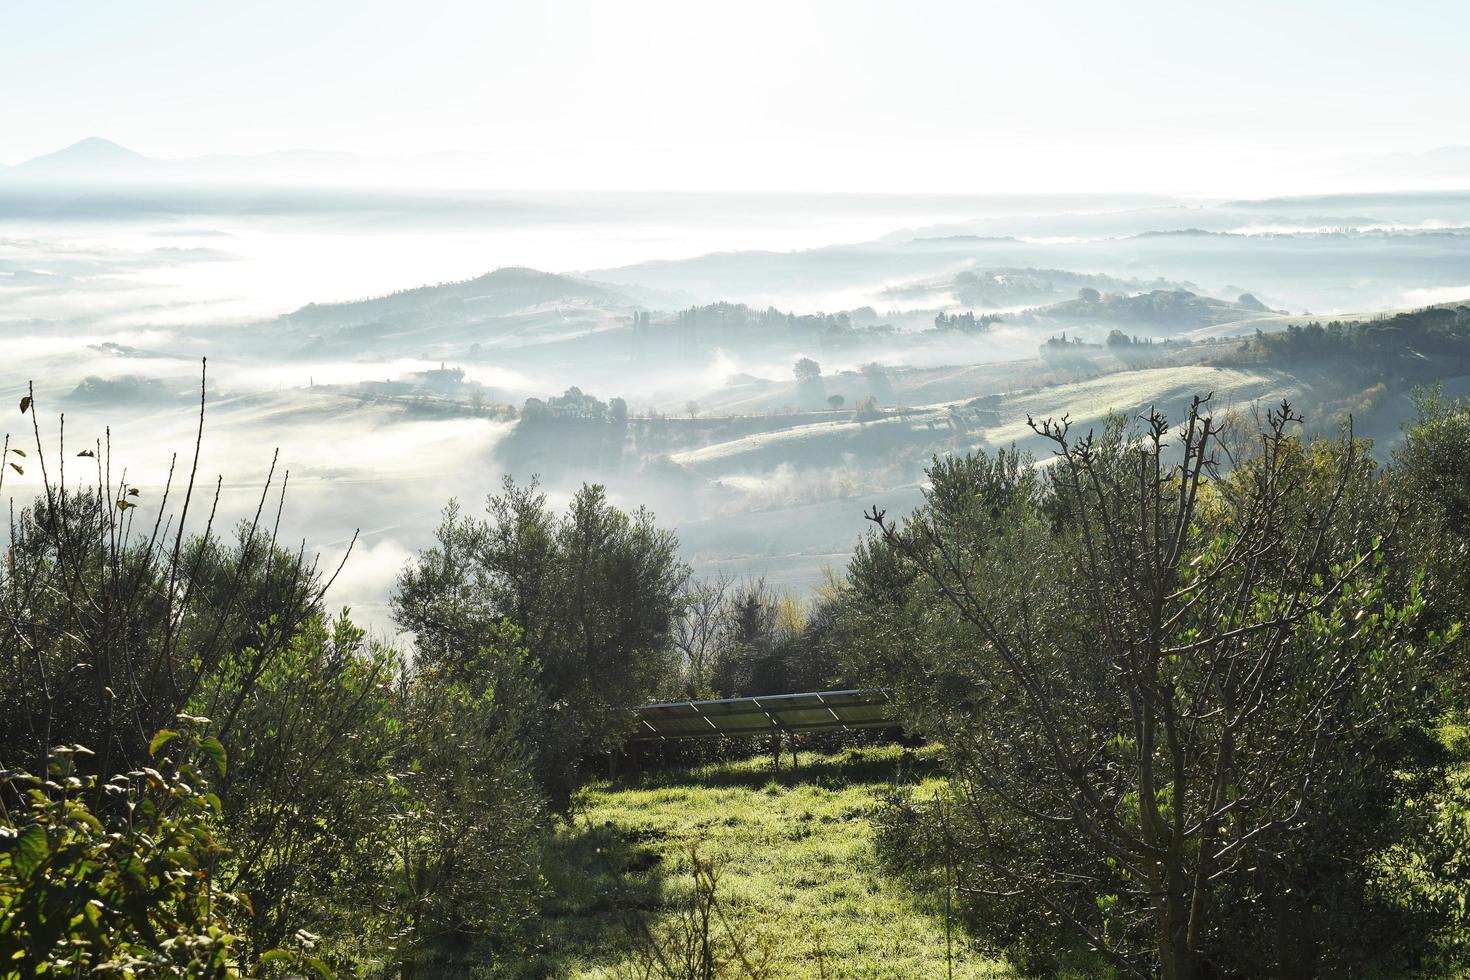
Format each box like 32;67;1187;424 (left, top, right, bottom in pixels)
200;736;228;776
77;449;95;457
166;848;199;869
149;729;179;757
9;448;24;457
71;809;104;835
12;825;48;878
8;463;21;476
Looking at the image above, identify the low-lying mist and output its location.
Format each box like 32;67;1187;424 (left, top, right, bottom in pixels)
6;180;1470;636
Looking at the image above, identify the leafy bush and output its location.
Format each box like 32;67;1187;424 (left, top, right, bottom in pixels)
0;385;329;780
0;722;325;978
672;577;850;700
382;622;545;978
208;615;399;966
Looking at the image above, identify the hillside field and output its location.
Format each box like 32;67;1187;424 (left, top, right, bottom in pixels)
523;745;1011;979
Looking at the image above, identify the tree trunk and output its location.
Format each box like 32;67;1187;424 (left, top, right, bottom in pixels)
1157;857;1197;980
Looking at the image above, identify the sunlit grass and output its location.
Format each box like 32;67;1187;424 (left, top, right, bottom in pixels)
526;744;1011;978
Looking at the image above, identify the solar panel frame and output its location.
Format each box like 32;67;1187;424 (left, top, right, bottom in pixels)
630;689;894;741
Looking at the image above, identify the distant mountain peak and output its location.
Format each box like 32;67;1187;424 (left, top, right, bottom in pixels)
65;136;137;153
15;137;151;175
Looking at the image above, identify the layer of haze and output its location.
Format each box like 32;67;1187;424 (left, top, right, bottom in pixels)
5;3;1470;636
4;0;1470;194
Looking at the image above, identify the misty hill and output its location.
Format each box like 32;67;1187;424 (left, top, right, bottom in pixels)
225;267;642;362
1220;190;1470;228
284;267;632;326
5;136;377;186
588;226;1470;315
1021;288;1284;329
883;267;1201;309
883;205;1273;242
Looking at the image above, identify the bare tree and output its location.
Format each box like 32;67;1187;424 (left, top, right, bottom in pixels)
672;574;732;697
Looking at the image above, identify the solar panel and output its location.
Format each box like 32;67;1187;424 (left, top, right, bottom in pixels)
631;689;894;741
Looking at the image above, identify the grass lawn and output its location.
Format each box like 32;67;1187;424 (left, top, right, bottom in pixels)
522;744;1011;979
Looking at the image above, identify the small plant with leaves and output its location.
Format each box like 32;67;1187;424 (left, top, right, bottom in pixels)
1;720;220;975
0;718;332;978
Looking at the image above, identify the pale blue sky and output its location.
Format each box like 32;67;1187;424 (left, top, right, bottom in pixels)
4;0;1468;191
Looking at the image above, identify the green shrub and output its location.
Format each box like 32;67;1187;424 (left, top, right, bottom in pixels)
208;614;399;967
0;722;326;978
382;622;546;978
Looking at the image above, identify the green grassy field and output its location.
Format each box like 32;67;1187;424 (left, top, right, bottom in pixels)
523;745;1010;979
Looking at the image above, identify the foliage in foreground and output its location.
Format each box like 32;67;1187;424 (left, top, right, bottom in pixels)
6;373;1470;977
0;387;328;782
0;385;550;977
0;722;328;978
843;398;1468;977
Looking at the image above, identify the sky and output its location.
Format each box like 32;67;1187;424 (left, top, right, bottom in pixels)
3;0;1470;193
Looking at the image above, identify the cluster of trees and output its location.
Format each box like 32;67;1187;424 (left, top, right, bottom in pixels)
670;577;848;701
1103;330;1168;368
1038;288;1250;328
1037;331;1096;370
1253;305;1470;368
948;269;1063;307
1042;331;1191;371
668;303;885;340
838;395;1470;976
634;303;894;355
932;311;1000;332
0;383;686;975
1104;329;1157;348
394;480;685;806
670;303;794;334
521;385;629;424
1042;331;1087;348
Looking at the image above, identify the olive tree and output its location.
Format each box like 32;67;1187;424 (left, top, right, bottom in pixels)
394;478;687;805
